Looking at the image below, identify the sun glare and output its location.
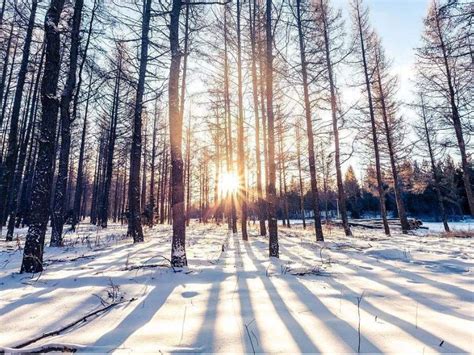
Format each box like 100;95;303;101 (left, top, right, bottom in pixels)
219;172;239;196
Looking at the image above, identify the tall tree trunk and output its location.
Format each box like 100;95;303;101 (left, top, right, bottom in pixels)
72;75;92;229
185;123;191;226
434;10;473;216
148;99;159;227
420;94;450;232
160;146;168;224
295;0;324;241
320;0;351;236
21;0;66;273
141;118;147;213
0;1;38;236
99;61;121;228
265;0;279;257
6;45;45;240
295;122;306;229
236;0;248;240
169;0;186;266
374;54;410;233
0;20;15;129
249;0;266;236
223;6;237;234
354;2;390;235
50;0;84;246
127;0;152;243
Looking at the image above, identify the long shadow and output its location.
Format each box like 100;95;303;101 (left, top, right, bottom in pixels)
87;277;178;352
187;232;235;352
327;277;469;354
233;234;264;354
326;248;472;320
278;242;469;353
255;243;383;353
0;231;181;316
369;256;472;301
282;231;472;317
186;278;222;352
240;238;321;353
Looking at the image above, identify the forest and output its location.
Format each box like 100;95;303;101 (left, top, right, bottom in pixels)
0;0;472;353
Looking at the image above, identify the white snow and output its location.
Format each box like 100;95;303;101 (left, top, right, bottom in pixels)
422;221;474;233
0;222;472;353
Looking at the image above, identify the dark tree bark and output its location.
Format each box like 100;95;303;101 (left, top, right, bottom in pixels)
169;0;186;266
50;0;84;246
0;20;15;129
99;59;121;228
0;0;38;236
20;0;66;273
127;0;152;243
72;75;92;229
6;46;45;240
266;0;279;257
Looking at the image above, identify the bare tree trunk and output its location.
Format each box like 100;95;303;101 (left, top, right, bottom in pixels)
354;2;390;235
99;60;121;228
50;0;84;246
295;0;324;241
374;53;410;233
127;0;152;243
223;6;237;234
295;122;306;229
0;1;38;237
320;0;351;236
266;0;279;257
236;0;248;240
185;122;191;226
0;20;15;129
72;76;92;229
420;94;450;232
434;11;473;216
21;0;66;273
249;0;266;236
169;0;186;266
160;146;168;224
148;99;159;227
6;45;45;239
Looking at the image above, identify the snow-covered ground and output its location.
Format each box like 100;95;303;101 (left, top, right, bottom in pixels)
422;221;474;233
0;223;472;353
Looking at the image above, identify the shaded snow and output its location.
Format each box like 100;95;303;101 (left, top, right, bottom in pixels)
0;222;472;353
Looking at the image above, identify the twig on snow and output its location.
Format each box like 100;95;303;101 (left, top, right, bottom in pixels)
357;292;365;353
244;320;256;354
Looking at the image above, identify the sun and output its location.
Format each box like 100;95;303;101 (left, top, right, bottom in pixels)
219;172;239;196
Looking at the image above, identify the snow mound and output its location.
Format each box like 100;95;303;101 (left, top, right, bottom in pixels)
366;248;412;261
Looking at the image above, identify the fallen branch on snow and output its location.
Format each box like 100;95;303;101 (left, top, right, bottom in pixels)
10;298;137;350
1;342;84;353
123;255;178;273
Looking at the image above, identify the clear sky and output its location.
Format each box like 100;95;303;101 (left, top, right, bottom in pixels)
332;0;431;177
366;0;430;100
